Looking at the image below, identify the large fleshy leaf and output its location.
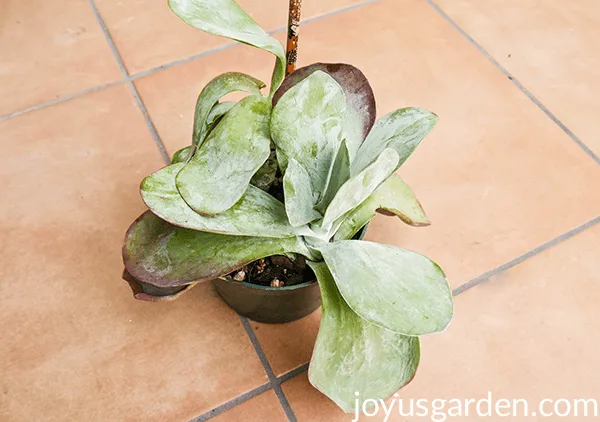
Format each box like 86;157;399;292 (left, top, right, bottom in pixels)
319;148;399;234
334;175;430;240
141;163;308;238
123;211;311;288
176;96;271;215
320;240;453;336
283;158;322;227
270;71;346;200
314;140;350;214
168;0;286;94
191;73;262;146
307;261;420;413
352;108;438;175
273;63;376;158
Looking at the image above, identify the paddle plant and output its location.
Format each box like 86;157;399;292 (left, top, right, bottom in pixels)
122;0;453;412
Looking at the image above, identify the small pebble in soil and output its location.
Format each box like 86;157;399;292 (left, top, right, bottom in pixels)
233;270;246;281
270;278;285;287
256;259;266;273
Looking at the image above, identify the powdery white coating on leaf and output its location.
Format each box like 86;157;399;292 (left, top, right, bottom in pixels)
176;96;271;215
314;140;351;214
168;0;285;94
141;163;306;238
308;261;420;413
272;63;376;160
352;107;438;176
334;174;430;240
320;240;454;336
123;211;311;287
271;71;347;201
283;158;322;227
319;148;399;234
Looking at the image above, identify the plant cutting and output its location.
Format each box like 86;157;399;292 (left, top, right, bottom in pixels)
121;0;454;412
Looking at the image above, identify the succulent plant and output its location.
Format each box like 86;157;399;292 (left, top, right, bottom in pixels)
122;0;454;412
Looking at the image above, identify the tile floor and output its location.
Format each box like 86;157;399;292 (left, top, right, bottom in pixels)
1;0;599;421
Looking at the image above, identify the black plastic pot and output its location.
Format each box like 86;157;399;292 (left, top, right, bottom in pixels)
213;225;368;324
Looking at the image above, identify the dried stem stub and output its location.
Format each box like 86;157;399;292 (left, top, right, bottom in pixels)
286;0;302;75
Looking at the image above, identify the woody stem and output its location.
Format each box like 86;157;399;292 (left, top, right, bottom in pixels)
285;0;302;76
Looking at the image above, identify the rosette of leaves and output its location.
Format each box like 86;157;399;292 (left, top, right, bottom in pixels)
121;0;453;413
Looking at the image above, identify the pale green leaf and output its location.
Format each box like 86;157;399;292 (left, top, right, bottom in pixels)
283;158;322;227
141;163;307;238
191;73;262;146
334;175;430;240
314;140;350;214
176;95;271;215
319;148;399;234
123;211;311;287
320;240;454;336
352;108;438;175
271;71;347;200
308;261;420;413
168;0;286;94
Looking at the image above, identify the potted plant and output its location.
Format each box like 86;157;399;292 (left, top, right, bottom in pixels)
121;0;454;413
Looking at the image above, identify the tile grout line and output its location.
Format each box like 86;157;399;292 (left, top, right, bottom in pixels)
451;215;600;295
239;316;298;422
87;0;170;163
0;0;382;124
277;363;310;384
424;0;600;166
188;382;271;422
0;79;128;123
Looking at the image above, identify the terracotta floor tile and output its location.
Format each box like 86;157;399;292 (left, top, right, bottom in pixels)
210;390;287;422
252;310;320;376
0;85;267;421
139;0;600;290
0;0;123;117
95;0;366;74
433;0;600;156
284;224;600;420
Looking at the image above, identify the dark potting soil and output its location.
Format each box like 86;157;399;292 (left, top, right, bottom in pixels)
225;172;315;287
225;255;316;288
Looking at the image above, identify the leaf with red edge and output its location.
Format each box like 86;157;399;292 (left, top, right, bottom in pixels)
123;211;312;288
273;63;376;158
